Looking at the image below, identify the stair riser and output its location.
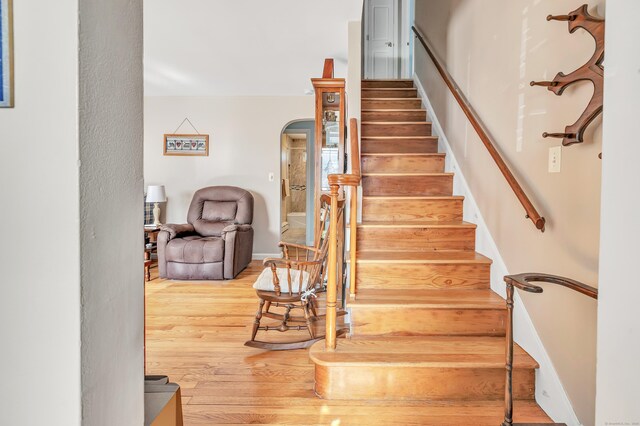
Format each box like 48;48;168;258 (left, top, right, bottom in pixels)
356;263;491;290
362;155;444;174
362;123;432;137
361;139;439;154
362;80;414;88
363;89;418;98
358;226;476;252
315;366;535;400
363;175;453;197
350;307;505;336
363;197;463;221
357;227;476;251
362;99;422;109
362;110;427;122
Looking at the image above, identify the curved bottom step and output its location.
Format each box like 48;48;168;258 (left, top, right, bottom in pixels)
310;336;537;401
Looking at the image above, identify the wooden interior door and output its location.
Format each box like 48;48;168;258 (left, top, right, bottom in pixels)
365;0;399;79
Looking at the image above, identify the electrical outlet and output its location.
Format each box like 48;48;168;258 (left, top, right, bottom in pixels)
268;172;275;182
549;146;562;173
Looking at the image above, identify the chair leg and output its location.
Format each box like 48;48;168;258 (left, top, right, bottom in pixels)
303;303;315;338
251;299;266;341
281;305;293;331
308;297;319;318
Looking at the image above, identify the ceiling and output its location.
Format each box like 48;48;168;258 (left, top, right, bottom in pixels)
144;0;363;97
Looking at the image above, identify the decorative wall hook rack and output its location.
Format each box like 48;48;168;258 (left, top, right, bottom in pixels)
531;4;604;147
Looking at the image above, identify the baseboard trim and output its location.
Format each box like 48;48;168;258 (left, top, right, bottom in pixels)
252;253;282;261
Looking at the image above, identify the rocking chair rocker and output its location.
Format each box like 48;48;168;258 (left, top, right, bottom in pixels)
245;195;347;350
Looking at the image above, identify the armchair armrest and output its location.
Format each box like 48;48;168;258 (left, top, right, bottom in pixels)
222;224;254;279
159;223;195;241
221;224;253;238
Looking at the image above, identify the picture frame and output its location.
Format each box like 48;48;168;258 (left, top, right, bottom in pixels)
163;134;209;156
0;0;14;108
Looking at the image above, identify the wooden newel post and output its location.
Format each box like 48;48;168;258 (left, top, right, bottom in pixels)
502;281;515;426
325;181;340;351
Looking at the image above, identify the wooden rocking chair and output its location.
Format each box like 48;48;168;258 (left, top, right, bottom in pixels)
245;195;347;350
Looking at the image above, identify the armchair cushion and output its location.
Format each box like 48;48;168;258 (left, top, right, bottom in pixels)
165;236;224;264
253;267;310;293
203;201;237;222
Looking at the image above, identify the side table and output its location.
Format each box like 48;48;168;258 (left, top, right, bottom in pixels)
144;226;160;281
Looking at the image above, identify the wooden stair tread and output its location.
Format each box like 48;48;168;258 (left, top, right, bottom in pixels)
363;172;454;176
362;153;444;158
363;195;464;200
362;121;432;125
310;336;538;369
362;108;427;112
358;220;476;228
353;251;493;264
362;97;422;101
363;136;437;139
362;79;414;82
350;289;505;309
362;88;417;91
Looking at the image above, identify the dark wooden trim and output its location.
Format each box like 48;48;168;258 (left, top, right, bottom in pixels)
501;272;596;425
349;118;361;178
323;59;334;79
505;273;598;299
412;26;546;232
328;174;361;187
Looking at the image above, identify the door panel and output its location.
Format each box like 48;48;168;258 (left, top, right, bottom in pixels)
365;0;398;79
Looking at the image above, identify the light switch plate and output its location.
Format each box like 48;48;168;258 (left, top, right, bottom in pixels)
268;172;275;182
549;146;562;173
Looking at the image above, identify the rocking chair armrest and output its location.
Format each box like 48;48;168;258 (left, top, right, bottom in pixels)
262;257;323;269
277;242;321;258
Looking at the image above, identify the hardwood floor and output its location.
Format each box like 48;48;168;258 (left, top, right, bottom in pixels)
146;261;552;425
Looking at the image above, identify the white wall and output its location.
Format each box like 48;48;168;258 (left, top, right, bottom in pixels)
0;0;81;424
596;2;640;424
144;0;363;96
144;96;314;257
78;0;145;424
0;0;144;424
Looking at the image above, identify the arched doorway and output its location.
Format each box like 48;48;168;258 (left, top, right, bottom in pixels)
280;119;315;246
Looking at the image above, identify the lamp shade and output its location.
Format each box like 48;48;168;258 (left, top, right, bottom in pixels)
146;185;167;203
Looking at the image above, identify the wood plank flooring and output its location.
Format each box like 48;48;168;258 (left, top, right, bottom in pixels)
146;261;552;425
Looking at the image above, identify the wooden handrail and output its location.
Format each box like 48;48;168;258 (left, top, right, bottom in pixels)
505;273;598;299
348;119;361;300
412;26;546;232
501;273;597;425
349;118;361;177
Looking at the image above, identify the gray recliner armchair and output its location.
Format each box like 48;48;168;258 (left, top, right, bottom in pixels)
158;186;254;280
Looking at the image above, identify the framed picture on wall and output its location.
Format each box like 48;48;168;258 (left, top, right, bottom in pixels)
163;134;209;156
0;0;14;108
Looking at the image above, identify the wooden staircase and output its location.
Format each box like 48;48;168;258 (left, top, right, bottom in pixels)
310;79;554;423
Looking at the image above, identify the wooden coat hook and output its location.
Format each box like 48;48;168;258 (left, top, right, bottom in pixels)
531;4;604;147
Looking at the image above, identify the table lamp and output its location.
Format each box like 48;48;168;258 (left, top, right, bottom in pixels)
146;185;167;227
